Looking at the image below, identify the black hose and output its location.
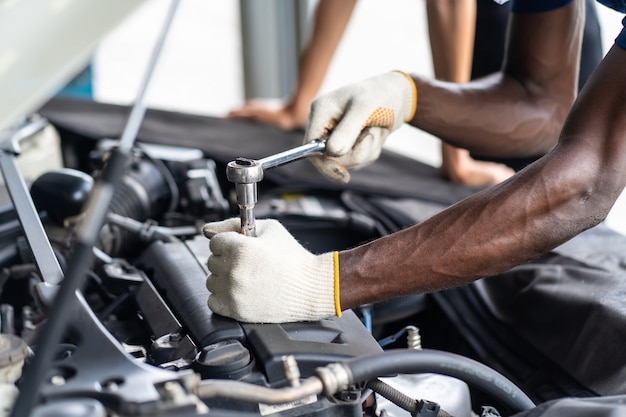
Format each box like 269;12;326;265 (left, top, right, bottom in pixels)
345;349;534;414
367;378;417;414
136;145;180;214
367;378;453;417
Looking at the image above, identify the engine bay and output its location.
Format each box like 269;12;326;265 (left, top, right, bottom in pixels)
1;98;626;417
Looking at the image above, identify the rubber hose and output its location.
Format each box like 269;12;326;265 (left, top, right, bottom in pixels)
345;349;534;414
367;378;416;414
367;378;453;417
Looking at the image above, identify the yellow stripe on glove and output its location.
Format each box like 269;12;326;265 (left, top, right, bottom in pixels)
334;251;342;317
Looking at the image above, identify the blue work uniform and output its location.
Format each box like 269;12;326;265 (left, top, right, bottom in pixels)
473;0;625;171
510;0;626;49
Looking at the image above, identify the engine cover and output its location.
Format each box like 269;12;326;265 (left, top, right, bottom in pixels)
137;236;383;384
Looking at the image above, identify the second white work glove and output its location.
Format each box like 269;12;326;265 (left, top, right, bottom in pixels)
305;71;417;183
203;218;341;323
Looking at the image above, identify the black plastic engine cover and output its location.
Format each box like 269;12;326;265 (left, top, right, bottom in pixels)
138;236;382;384
243;313;382;383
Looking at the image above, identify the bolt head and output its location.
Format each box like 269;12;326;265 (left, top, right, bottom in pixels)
226;158;264;183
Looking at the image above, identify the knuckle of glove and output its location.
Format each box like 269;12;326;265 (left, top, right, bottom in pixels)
306;98;343;139
209;288;259;322
208;231;243;256
311;155;350;183
325;135;354;157
324;107;382;157
255;220;304;251
207;271;253;321
344;127;386;169
254;218;282;236
205;272;222;293
208;294;233;318
206;253;228;277
202;218;241;238
256;219;301;243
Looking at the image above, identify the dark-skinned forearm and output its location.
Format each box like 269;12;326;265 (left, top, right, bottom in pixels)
339;152;602;310
407;2;584;158
339;44;626;311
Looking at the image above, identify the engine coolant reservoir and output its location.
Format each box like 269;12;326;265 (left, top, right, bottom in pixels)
375;373;472;417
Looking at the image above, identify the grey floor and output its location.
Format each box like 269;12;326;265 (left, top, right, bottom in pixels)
90;0;626;234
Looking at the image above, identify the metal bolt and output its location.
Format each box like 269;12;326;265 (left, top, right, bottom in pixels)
50;375;65;386
282;355;301;387
406;326;422;350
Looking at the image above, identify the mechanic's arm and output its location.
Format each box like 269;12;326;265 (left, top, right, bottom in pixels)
426;0;514;186
204;47;626;323
204;47;626;324
205;53;626;323
426;0;475;95
412;2;583;157
304;1;584;183
205;46;625;323
340;43;626;309
290;0;357;124
226;0;356;130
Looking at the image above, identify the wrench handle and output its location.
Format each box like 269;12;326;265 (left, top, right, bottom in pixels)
228;139;327;237
259;140;326;170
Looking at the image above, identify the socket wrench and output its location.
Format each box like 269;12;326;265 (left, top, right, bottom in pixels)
226;140;326;236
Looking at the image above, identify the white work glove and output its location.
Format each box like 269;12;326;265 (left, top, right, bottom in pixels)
203;218;341;323
304;71;417;183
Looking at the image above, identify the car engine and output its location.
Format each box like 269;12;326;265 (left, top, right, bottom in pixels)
0;122;537;417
